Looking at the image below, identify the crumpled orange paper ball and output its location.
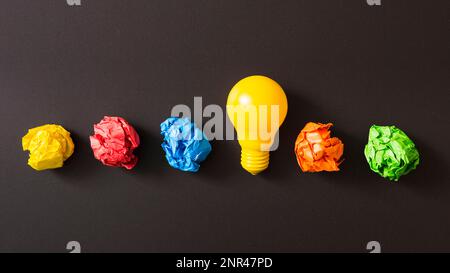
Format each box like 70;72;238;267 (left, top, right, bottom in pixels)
294;122;344;172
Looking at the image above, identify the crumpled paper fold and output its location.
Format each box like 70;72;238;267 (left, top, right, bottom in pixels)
364;125;419;181
160;117;212;172
294;122;344;172
90;116;140;170
22;124;75;171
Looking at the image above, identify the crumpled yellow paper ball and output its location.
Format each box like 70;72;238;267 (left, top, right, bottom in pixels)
22;124;75;171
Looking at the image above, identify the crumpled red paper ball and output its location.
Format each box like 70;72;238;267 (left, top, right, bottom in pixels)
89;116;140;169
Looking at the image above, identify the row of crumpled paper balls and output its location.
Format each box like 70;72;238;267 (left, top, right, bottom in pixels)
22;116;212;172
22;118;420;181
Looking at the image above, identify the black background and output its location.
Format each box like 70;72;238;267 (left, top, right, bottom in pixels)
0;0;449;253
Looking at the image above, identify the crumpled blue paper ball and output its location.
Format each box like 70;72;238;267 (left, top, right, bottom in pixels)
160;117;212;172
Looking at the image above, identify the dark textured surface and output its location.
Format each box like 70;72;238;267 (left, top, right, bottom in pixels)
0;0;449;252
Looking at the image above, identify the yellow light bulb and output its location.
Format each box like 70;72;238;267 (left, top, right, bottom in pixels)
226;75;288;175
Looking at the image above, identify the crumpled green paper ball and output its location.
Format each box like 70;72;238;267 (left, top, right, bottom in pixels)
364;125;419;181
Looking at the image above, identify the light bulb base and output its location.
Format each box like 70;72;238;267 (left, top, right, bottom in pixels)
241;149;270;175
